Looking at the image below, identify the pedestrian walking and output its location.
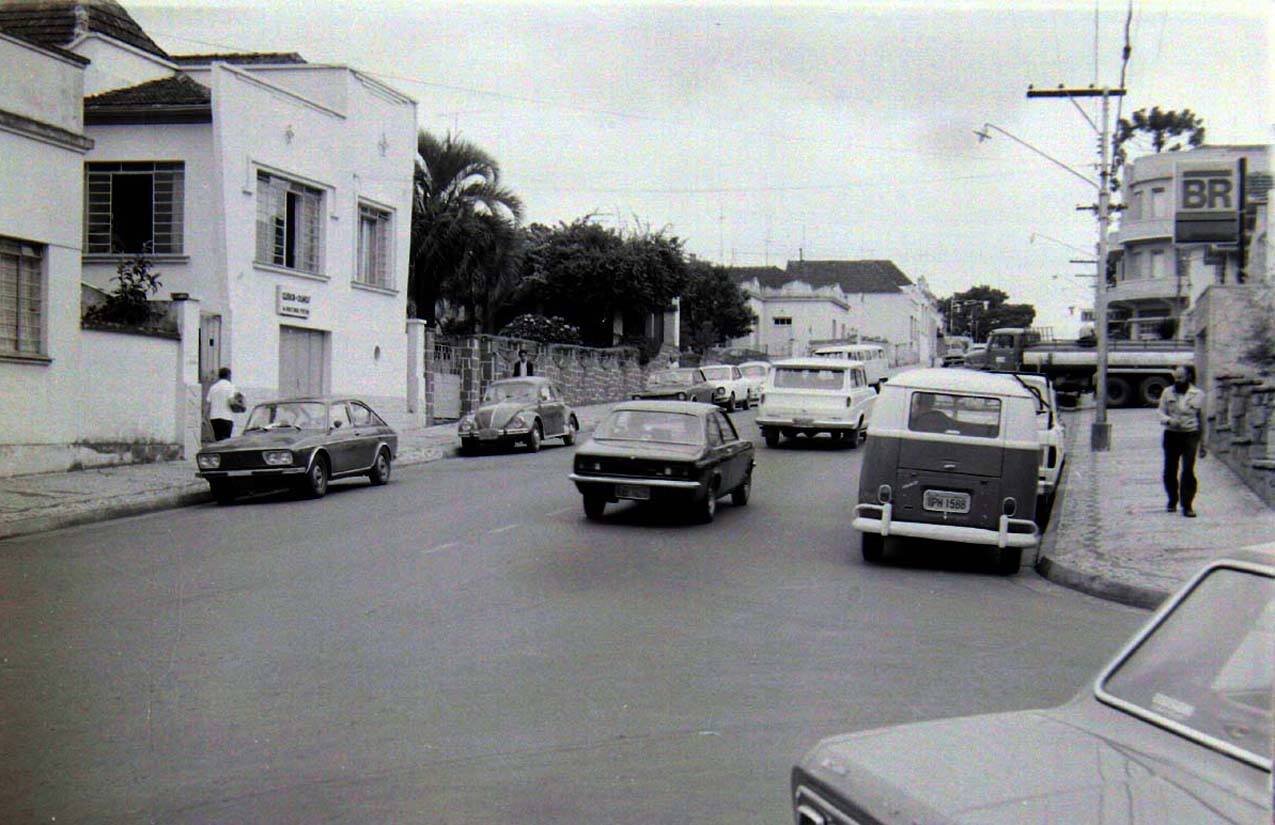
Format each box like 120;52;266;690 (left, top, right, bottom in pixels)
1158;365;1206;518
206;367;241;441
512;349;535;377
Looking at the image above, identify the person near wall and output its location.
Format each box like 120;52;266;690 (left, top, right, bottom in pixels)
206;367;240;441
1157;365;1207;518
513;349;535;377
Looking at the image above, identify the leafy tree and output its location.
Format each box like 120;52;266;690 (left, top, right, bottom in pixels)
941;285;1036;339
409;131;524;329
498;314;582;345
516;218;689;347
1111;107;1205;191
678;260;756;353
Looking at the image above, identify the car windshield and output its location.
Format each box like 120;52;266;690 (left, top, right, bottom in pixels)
647;370;696;387
908;392;1002;437
739;365;767;379
1099;566;1273;766
700;366;732;380
484;381;538;403
244;402;327;431
772;367;845;390
594;410;704;444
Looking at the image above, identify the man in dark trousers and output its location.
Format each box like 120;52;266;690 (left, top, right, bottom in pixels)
513;349;535;377
1157;365;1206;517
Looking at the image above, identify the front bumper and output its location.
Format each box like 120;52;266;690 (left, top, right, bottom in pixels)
197;467;307;480
461;425;533;444
852;502;1038;548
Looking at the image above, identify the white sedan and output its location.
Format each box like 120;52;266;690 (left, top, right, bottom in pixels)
699;364;752;411
737;361;770;406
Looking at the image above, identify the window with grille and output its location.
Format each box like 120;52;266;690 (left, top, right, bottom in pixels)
356;204;392;288
0;238;45;356
84;162;185;255
256;172;322;274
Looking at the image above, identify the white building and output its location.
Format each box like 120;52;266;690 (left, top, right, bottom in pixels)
728;260;942;366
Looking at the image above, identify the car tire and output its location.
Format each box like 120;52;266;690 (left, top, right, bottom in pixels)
861;532;884;563
368;448;391;486
763;428;780;448
727;393;737;411
847;418;865;449
301;454;329;499
993;547;1022;575
696;482;719;523
562;415;579;446
209;481;237;506
731;472;751;506
583;493;606;520
459;440;477;456
741;394;750;410
527;421;542;452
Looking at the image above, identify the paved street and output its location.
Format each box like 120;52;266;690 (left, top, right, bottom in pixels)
1;412;1146;823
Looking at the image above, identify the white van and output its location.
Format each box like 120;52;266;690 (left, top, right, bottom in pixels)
812;344;890;389
756;358;877;448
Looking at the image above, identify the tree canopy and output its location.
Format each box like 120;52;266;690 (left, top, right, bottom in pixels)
941;285;1036;339
1112;107;1205;191
678;260;756;353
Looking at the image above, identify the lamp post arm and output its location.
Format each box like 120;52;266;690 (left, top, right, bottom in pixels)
979;122;1099;190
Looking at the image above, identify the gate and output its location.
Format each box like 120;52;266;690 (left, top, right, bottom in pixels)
430;337;463;420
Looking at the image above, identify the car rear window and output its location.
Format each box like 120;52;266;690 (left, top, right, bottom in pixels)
908;392;1001;438
648;370;694;386
739;365;767;379
595;410;704;445
772;367;846;390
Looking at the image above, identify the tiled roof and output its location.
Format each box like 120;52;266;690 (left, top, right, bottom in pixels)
784;260;913;293
725;266;786;286
0;0;168;59
85;73;210;107
171;52;306;66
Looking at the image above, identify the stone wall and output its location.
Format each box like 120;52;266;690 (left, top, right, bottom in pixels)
1208;375;1275;506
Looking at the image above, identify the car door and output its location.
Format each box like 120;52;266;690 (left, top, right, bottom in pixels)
710;411;749;491
692;369;713;402
348;401;381;469
326;401;358;474
539;383;565;436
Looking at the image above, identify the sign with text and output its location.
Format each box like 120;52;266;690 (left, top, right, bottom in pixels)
1174;162;1239;244
276;286;312;319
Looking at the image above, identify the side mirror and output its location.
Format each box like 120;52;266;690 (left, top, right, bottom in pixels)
332;420;342;429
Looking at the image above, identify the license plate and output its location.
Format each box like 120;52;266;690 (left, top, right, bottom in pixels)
923;489;970;514
793;417;814;425
225;470;255;477
478;429;499;440
615;484;651;501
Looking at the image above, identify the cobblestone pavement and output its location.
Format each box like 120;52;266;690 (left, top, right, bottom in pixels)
0;403;617;541
1037;405;1275;607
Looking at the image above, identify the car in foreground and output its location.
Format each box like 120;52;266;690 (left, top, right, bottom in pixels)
568;400;754;522
756;357;876;447
699;363;753;409
458;377;578;453
632;367;715;403
792;547;1274;824
195;397;397;503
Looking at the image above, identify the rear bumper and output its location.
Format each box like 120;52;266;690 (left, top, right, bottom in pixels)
568;473;705;502
756;416;856;431
852;502;1038;548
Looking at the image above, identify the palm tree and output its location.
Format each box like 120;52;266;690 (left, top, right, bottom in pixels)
409;131;524;329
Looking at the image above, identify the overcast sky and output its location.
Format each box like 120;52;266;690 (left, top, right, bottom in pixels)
130;0;1271;335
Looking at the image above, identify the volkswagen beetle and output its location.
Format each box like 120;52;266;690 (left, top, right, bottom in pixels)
458;377;578;454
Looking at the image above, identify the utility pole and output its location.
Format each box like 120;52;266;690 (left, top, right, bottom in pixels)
1027;84;1125;451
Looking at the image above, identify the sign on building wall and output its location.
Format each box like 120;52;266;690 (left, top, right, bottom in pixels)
1174;162;1239;244
276;286;312;319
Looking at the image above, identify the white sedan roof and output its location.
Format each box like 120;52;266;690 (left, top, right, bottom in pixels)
886;367;1035;397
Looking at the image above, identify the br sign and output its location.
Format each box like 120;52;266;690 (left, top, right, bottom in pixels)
1174;163;1239;244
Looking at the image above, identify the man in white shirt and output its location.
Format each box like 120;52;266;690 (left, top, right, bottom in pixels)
1157;365;1206;517
206;367;238;441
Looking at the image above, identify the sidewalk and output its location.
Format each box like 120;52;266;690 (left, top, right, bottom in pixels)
1036;405;1275;608
0;403;617;542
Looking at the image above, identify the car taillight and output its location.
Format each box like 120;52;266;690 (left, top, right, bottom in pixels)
878;484;892;503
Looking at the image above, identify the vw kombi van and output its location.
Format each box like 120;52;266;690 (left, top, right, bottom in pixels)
852;368;1041;574
756;358;876;448
811;343;889;389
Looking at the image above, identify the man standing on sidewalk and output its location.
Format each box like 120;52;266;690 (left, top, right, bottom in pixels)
1158;365;1206;518
206;367;238;441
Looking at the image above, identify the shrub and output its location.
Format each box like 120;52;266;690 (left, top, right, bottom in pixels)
84;252;163;327
498;314;582;345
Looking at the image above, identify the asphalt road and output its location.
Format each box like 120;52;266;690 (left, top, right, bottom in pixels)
0;411;1146;823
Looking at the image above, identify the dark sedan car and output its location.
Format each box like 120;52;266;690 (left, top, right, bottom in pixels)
457;377;578;454
632;367;715;403
195;397;397;503
568;400;754;522
792;547;1274;824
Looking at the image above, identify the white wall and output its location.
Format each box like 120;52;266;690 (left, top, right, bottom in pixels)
0;34;84;130
77;329;179;442
72;34;173;95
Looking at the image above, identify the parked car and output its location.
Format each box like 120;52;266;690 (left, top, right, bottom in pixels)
632;367;715;403
792;546;1275;825
458;376;578;453
811;343;890;389
962;342;989;369
852;368;1040;573
1012;372;1066;517
699;363;753;410
195;397;397;504
568;400;755;522
736;360;771;404
941;334;972;367
756;358;877;448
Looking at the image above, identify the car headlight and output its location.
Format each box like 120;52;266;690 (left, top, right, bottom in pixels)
197;454;221;469
458;416;476;433
676;392;687;400
712;386;727;397
262;450;293;466
508;414;528;429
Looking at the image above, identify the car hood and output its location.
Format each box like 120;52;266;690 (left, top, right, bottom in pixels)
199;430;322;452
799;710;1263;824
578;438;705;461
475;401;533;429
636;386;695;397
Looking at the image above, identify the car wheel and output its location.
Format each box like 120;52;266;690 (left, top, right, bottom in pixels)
458;440;477;456
209;481;237;506
740;394;750;410
993;547;1022;575
1139;375;1170;406
1106;377;1132;408
583;493;606;521
526;421;542;452
562;415;579;446
696;482;719;523
728;393;737;411
861;532;884;563
763;428;780;448
847;418;865;450
731;472;751;506
301;454;329;499
368;448;391;486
